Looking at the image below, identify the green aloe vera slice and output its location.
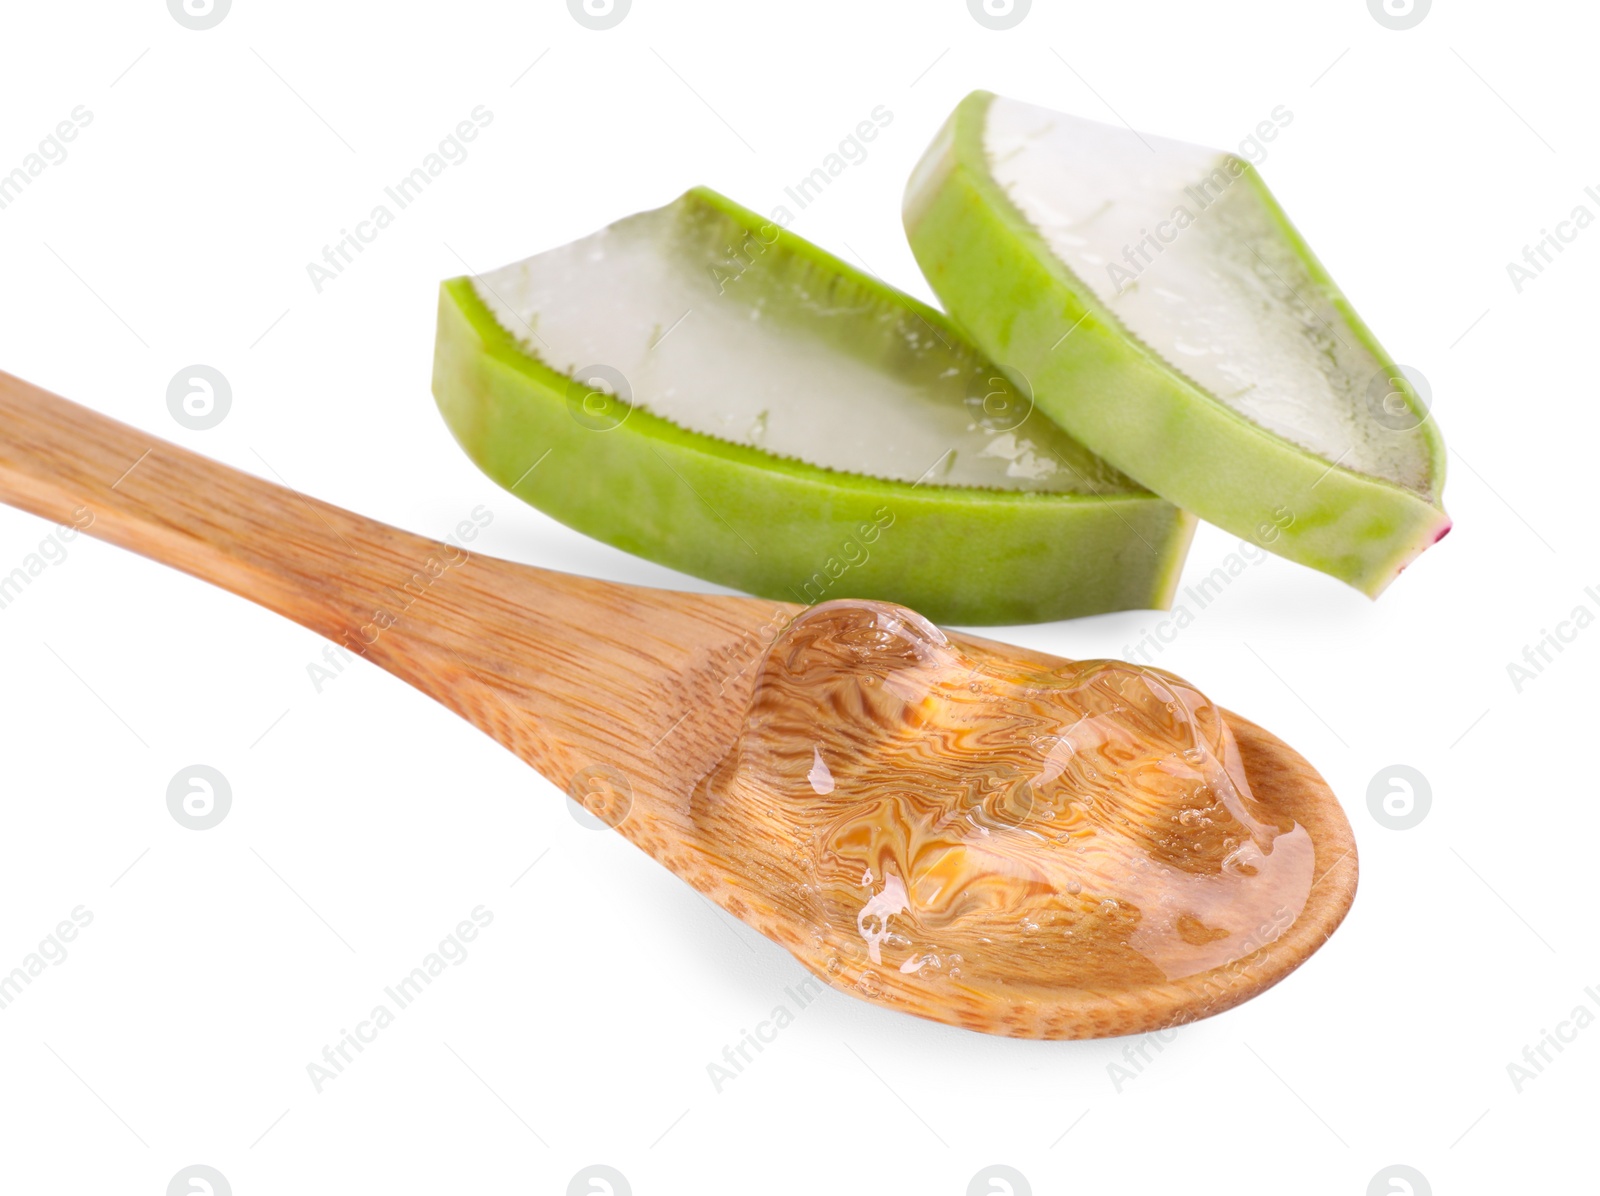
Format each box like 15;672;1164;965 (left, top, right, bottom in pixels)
904;91;1450;597
431;187;1194;624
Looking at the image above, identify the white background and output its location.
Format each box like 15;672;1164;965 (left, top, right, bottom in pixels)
0;1;1592;1193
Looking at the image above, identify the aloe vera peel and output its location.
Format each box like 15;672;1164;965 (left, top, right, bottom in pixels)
432;187;1194;624
904;91;1450;596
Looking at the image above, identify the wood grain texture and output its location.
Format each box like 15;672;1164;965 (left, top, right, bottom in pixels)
0;371;1357;1039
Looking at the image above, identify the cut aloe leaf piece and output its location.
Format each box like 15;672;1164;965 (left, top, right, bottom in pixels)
432;187;1194;625
904;91;1450;597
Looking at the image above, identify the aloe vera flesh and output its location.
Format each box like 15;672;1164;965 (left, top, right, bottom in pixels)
472;193;1128;495
984;97;1431;493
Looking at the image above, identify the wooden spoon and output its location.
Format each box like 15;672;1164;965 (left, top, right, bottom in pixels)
0;371;1356;1039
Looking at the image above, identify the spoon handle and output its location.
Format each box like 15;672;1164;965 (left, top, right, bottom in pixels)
0;369;480;645
0;370;787;787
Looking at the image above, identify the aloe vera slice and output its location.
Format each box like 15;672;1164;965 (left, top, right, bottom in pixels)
904;91;1450;596
432;187;1194;625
